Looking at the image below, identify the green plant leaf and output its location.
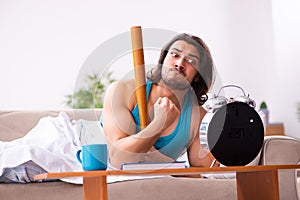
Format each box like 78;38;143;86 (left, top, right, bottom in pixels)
260;101;267;109
64;71;115;108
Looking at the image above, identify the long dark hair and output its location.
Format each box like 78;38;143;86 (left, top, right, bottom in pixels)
147;33;215;105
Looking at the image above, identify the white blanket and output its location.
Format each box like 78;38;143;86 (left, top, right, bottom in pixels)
0;112;83;183
0;112;170;184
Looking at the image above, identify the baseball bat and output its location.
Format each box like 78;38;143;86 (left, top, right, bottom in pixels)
130;26;148;129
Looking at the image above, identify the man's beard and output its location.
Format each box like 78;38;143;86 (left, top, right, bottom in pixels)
161;67;191;90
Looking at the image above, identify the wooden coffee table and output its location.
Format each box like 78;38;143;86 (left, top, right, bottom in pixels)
34;164;300;200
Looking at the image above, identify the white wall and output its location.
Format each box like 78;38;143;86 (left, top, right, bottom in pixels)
270;0;300;138
0;0;299;138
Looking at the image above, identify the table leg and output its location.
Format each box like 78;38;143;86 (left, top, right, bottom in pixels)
236;169;279;200
83;176;108;200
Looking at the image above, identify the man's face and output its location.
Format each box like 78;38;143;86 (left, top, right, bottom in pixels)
161;40;200;90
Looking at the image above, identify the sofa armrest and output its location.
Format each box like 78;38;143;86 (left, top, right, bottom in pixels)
261;136;300;164
260;135;300;200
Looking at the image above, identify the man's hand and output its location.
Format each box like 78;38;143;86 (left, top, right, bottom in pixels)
153;97;180;132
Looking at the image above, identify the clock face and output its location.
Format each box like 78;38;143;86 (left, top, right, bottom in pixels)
207;102;264;166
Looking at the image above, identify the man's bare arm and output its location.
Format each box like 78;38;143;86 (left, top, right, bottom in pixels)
102;80;179;155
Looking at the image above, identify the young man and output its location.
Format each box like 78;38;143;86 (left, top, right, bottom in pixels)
102;33;219;169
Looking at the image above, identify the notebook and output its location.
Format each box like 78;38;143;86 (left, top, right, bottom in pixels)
120;161;187;170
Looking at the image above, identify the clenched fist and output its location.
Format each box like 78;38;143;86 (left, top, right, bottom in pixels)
153;97;180;132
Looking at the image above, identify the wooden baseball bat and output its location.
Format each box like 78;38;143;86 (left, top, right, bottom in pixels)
130;26;148;129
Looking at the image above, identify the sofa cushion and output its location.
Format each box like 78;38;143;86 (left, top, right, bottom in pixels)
0;110;102;141
0;111;60;141
0;181;82;200
108;177;237;200
0;177;237;200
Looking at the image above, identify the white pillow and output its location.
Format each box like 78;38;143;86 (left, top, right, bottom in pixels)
73;119;107;145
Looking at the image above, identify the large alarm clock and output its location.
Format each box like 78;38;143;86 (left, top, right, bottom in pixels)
200;85;264;166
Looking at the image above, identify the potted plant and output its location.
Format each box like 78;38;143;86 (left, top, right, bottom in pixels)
65;71;115;108
259;101;269;124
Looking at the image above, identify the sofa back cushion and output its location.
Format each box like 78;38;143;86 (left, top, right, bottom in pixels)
0;109;102;141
